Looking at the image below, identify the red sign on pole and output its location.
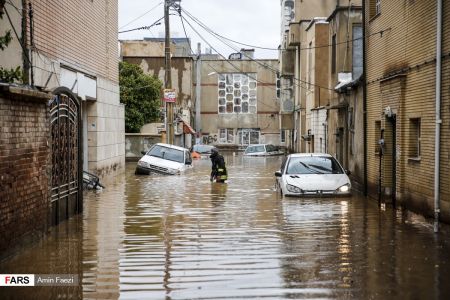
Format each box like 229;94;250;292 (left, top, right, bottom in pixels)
163;89;176;103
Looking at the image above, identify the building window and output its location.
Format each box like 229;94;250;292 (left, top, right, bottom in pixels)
409;118;421;159
352;25;363;78
280;129;286;143
219;128;235;144
276;72;281;99
308;42;312;89
370;0;381;19
331;34;336;74
218;73;257;114
376;0;381;15
238;128;260;145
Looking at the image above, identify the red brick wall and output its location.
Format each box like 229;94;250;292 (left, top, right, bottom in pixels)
28;0;119;82
0;88;51;257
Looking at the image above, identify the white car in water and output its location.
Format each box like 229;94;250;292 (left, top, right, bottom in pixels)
275;153;351;196
244;144;284;156
135;143;193;175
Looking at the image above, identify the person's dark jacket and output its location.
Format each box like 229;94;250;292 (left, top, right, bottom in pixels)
210;151;227;181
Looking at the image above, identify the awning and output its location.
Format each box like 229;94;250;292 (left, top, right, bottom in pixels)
178;117;196;134
334;73;362;93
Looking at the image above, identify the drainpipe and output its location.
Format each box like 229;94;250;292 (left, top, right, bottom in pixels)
434;0;442;233
362;0;368;196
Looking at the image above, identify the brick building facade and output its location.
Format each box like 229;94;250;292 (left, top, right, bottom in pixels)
0;86;51;257
365;0;449;222
0;0;125;255
0;0;125;177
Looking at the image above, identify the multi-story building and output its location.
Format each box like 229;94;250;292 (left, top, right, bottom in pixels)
327;4;364;190
281;0;365;190
0;0;125;252
280;0;336;152
0;0;125;177
198;50;280;148
364;0;449;223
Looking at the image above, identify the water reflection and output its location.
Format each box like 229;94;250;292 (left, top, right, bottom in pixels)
0;154;449;299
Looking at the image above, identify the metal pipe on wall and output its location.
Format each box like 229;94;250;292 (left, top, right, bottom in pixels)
434;0;442;233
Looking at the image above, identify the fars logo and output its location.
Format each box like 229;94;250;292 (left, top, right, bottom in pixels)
0;275;35;286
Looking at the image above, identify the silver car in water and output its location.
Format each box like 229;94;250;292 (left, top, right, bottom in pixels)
275;153;351;196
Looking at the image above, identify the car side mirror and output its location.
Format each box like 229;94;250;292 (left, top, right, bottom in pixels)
141;151;147;155
274;171;282;177
345;170;351;175
185;160;192;165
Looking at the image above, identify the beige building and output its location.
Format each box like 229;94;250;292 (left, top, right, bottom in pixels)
365;0;450;223
120;39;196;148
281;0;365;190
327;5;364;191
198;54;279;148
0;0;125;177
280;0;336;152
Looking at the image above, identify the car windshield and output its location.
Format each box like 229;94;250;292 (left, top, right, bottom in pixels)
286;156;344;175
266;144;277;152
193;145;213;153
246;145;265;153
147;145;184;163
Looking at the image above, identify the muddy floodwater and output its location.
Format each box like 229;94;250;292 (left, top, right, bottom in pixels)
1;154;450;299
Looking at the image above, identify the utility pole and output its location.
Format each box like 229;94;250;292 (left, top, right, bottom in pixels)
195;43;202;144
164;0;174;144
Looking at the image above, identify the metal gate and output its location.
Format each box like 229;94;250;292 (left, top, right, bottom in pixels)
49;87;83;225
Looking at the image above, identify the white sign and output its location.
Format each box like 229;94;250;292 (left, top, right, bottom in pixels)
163;89;176;103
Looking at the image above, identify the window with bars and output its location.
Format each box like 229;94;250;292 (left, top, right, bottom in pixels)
219;128;235;144
409;118;421;159
218;73;257;114
237;129;260;145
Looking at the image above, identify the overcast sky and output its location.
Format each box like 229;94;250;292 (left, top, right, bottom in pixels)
118;0;281;59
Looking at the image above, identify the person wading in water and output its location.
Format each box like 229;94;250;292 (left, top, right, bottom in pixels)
210;148;228;183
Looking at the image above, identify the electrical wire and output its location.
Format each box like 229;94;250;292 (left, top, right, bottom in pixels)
5;0;24;16
119;1;163;30
179;13;282;113
175;4;390;53
178;8;322;93
119;16;164;34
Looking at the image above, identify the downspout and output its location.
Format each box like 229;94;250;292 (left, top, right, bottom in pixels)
362;0;368;196
434;0;442;233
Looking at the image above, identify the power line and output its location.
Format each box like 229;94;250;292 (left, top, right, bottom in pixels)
173;4;390;53
179;7;323;92
178;14;282;113
179;13;290;114
119;1;163;30
118;16;164;34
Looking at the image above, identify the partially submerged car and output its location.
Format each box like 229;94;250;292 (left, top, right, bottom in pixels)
191;144;215;159
275;153;351;196
244;144;284;156
136;143;193;175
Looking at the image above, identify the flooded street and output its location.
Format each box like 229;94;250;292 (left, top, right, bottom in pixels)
1;154;450;299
